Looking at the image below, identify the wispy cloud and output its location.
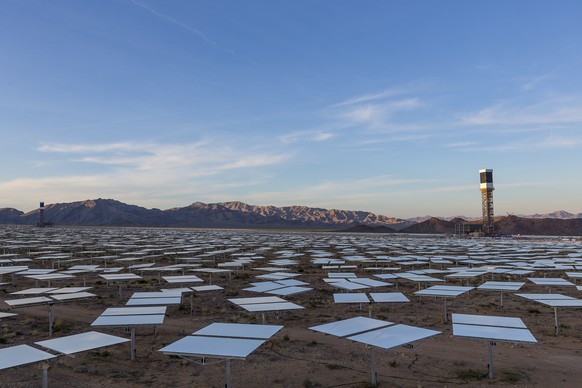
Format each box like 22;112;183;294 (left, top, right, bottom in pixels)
332;87;413;108
38;141;288;172
482;133;582;152
3;139;290;211
129;0;254;62
344;98;422;121
458;95;582;127
0;172;272;212
0;175;120;210
450;132;582;152
357;134;431;146
279;130;335;144
519;74;554;91
339;98;425;132
39;142;157;154
325;82;432;137
444;141;479;148
131;0;216;46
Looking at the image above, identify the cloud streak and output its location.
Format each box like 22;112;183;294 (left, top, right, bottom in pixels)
279;130;335;144
335;98;427;134
0;140;292;210
38;141;288;172
332;87;414;108
519;74;554;91
447;132;582;152
324;83;433;138
131;0;216;46
0;172;270;212
129;0;254;63
458;96;582;127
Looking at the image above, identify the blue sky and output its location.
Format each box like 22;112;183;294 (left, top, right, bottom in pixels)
2;0;582;218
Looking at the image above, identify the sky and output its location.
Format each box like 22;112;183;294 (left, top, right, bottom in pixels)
1;0;582;218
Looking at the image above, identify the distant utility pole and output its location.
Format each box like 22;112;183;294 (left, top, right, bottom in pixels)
38;201;45;227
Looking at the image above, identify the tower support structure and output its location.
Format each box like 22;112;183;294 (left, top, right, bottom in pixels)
479;169;495;236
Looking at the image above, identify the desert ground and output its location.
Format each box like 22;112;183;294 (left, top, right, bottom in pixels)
1;226;581;387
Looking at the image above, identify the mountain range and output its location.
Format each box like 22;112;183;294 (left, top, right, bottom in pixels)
0;199;407;229
406;211;582;224
1;198;582;236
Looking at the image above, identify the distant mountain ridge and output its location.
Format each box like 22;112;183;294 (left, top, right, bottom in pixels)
2;199;582;235
517;210;582;219
406;215;480;223
394;215;582;236
399;217;460;234
0;199;406;229
495;215;582;236
407;211;582;223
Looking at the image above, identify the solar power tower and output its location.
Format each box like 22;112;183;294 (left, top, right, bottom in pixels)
479;169;495;236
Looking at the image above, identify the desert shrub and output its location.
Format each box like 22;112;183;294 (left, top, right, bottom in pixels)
456;368;485;380
303;379;322;388
501;371;521;383
53;319;66;333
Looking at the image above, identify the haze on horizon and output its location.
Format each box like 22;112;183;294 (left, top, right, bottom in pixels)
2;0;582;219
